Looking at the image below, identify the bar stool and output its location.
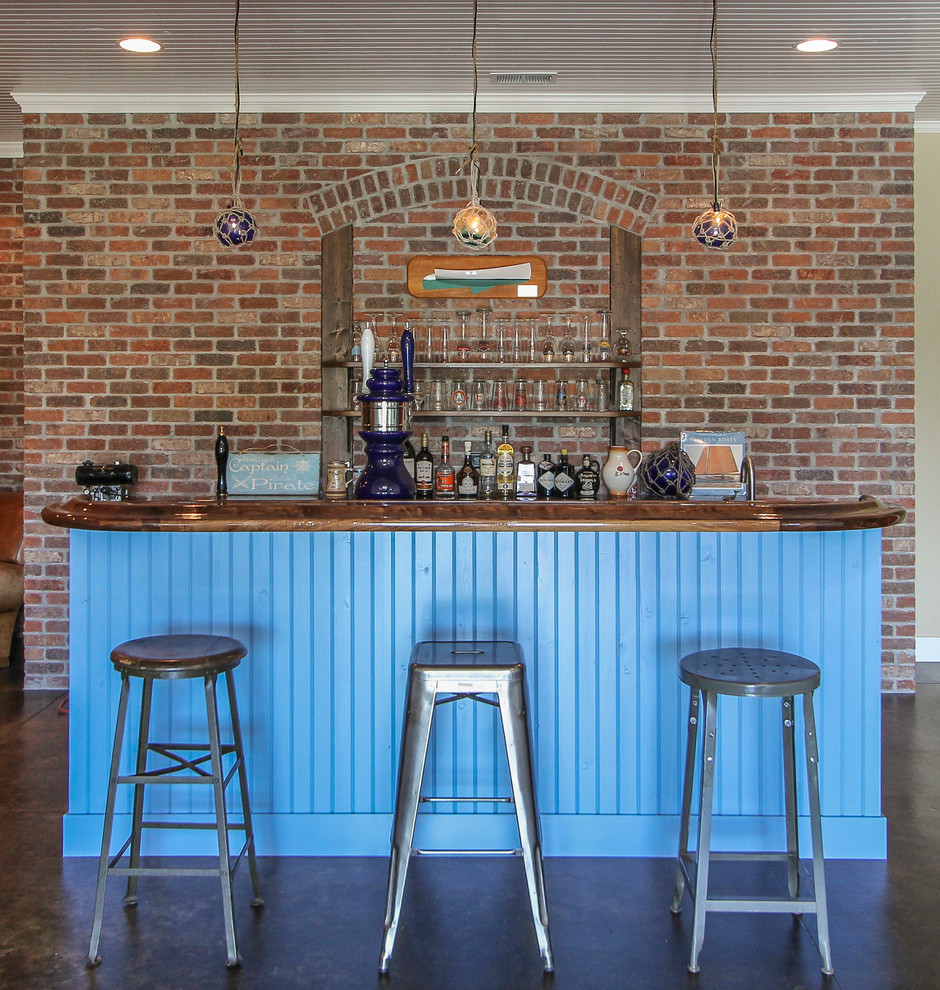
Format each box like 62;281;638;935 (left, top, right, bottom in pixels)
379;640;553;974
670;647;832;976
87;634;263;969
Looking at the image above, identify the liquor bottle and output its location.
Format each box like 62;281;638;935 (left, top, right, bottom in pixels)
514;447;538;500
575;455;600;501
495;425;515;501
537;452;555;499
457;440;480;500
552;449;576;500
617;369;635;411
479;429;498;500
214;426;229;497
434;435;456;500
415;432;435;500
403;437;416;480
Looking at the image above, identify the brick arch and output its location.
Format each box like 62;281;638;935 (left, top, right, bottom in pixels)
308;155;658;234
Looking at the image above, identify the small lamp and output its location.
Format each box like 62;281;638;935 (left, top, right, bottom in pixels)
214;0;257;246
453;0;497;249
692;0;737;249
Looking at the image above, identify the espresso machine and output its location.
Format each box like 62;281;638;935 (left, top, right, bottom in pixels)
354;323;416;499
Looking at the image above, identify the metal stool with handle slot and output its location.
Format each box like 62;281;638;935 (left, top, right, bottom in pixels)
87;634;264;969
379;640;553;974
670;647;833;976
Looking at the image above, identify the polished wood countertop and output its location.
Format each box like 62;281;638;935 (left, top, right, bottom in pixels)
41;495;906;534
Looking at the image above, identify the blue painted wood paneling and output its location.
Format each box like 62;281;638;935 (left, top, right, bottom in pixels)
64;528;885;857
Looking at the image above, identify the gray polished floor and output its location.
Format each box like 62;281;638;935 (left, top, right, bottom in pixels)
1;660;938;990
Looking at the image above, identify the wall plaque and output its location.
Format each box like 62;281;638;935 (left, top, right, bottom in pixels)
226;452;321;496
407;255;547;299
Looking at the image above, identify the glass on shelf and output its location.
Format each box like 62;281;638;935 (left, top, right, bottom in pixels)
575;378;590;411
614;329;632;361
541;317;557;362
555;379;568;411
560;317;577;362
492;379;509;411
454;310;472;363
597;309;612;362
412;380;425;411
349;322;362;363
471;379;487;410
438;319;451;364
495;318;511;364
451;379;468;410
534;379;549;411
581;314;592;363
514;379;528;410
475;307;492;362
526;318;538;361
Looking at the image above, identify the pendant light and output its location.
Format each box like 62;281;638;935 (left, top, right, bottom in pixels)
692;0;737;249
214;0;258;246
452;0;498;249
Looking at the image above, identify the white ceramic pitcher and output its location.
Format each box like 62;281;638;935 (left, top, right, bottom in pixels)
602;447;642;499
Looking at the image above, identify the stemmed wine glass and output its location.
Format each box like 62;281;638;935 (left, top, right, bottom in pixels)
475;308;492;362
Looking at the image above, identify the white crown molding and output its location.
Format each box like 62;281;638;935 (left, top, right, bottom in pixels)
0;142;23;158
12;90;927;116
915;120;940;133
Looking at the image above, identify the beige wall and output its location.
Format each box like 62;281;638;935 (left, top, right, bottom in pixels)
916;133;940;651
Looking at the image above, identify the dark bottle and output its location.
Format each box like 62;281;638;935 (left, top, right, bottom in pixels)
214;426;229;497
478;430;498;500
434;435;456;500
552;449;576;500
456;440;480;500
536;452;555;499
403;437;416;480
415;432;434;500
575;455;600;501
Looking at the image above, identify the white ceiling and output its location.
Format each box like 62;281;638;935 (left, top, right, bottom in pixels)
1;0;939;153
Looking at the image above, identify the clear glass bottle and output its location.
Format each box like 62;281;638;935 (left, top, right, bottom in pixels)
434;435;456;500
617;369;635;411
415;432;434;500
552;449;576;500
479;429;498;500
514;446;538;500
537;452;555;499
597;309;612;362
496;425;515;501
456;440;480;500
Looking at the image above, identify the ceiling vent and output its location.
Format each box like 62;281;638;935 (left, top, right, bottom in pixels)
489;72;558;85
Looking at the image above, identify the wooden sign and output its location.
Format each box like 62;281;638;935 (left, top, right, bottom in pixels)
407;255;547;299
227;452;321;496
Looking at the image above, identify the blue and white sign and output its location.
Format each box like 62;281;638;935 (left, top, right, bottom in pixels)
226;452;321;495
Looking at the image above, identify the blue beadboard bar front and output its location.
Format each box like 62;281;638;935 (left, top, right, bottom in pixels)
64;528;885;858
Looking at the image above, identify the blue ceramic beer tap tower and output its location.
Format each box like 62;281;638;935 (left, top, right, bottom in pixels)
354;323;416;500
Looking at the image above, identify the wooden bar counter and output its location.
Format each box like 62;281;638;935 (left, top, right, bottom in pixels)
42;493;904;534
44;495;904;861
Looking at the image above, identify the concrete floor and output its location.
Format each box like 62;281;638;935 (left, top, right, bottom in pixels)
0;662;938;990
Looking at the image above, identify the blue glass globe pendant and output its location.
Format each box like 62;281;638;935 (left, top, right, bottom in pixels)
692;203;737;249
215;203;258;246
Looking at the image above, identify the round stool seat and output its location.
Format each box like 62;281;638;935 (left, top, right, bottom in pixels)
110;634;246;679
679;647;820;699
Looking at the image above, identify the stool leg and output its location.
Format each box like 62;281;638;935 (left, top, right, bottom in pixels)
497;674;554;972
803;691;834;976
688;689;718;975
87;671;132;967
781;696;801;900
204;673;240;968
379;674;436;974
224;669;264;908
671;688;701;913
124;676;154;906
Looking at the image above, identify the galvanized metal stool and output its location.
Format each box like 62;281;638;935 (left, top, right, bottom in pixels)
379;640;553;974
87;634;263;969
670;647;832;976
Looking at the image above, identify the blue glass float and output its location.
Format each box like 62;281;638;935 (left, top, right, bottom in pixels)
638;442;696;499
692;205;737;249
215;207;258;247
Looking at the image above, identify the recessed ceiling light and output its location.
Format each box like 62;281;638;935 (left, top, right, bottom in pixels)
119;37;161;53
796;38;838;53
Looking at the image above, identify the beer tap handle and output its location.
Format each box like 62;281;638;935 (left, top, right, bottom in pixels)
401;323;415;395
361;323;375;387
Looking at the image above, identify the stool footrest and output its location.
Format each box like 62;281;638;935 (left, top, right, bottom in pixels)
413;848;522;857
704;897;819;914
420;795;513;804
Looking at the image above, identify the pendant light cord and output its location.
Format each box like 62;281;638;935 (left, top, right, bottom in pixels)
232;0;243;205
709;0;721;210
460;0;481;200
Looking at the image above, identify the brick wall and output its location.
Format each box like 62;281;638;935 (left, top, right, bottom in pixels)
0;156;23;490
17;110;915;689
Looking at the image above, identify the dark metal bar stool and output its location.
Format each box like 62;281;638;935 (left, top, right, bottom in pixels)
379;640;553;974
87;634;263;969
670;647;832;976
